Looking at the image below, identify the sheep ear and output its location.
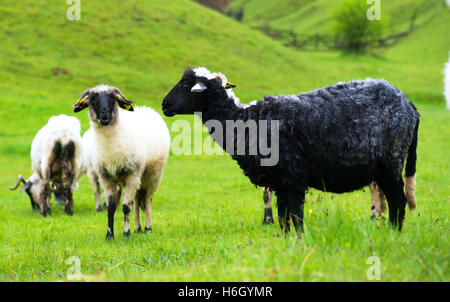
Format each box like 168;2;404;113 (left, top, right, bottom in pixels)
72;97;90;113
115;94;135;111
191;82;207;93
118;101;134;111
214;73;236;89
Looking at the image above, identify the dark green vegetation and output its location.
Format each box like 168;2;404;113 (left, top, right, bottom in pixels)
0;0;448;281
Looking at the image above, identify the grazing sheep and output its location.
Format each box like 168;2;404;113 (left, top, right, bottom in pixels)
444;54;450;110
162;67;419;233
10;115;83;216
72;85;170;239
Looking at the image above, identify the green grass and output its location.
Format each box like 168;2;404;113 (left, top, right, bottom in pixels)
0;0;448;281
230;0;444;37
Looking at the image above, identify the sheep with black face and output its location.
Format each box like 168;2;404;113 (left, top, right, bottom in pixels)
73;85;170;239
10;115;83;216
162;67;419;233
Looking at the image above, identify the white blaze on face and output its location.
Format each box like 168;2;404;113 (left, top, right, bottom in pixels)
192;67;240;104
193;67;216;80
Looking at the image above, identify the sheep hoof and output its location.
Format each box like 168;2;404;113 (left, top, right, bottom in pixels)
263;209;274;224
96;205;103;212
105;232;114;240
123;230;131;237
145;226;152;233
135;226;142;233
262;218;274;225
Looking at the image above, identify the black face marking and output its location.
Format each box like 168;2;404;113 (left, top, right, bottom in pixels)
24;188;40;211
162;68;217;116
90;93;117;126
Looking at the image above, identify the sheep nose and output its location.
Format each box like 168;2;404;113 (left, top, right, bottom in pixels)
100;115;110;125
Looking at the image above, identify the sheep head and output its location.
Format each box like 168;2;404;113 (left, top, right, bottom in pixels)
162;67;235;117
10;174;48;216
72;85;135;126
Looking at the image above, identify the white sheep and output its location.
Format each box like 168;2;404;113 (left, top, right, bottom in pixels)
10;115;83;216
72;85;170;239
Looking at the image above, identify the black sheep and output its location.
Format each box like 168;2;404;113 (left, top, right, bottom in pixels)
162;67;420;233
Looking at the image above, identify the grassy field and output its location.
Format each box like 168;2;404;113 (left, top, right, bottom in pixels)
0;0;448;281
229;0;444;36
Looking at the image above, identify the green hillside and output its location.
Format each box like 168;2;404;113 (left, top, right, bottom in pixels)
229;0;444;36
0;0;448;281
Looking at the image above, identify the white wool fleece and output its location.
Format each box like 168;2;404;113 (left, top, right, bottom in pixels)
89;106;171;178
30;114;83;181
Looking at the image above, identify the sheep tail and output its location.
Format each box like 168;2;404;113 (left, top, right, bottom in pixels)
404;119;419;210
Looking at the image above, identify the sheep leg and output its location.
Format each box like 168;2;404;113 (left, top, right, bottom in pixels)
369;182;386;219
144;194;152;233
376;168;407;231
62;166;75;216
89;172;103;211
262;187;274;224
40;168;52;217
387;181;407;231
405;173;416;210
134;189;146;233
63;187;74;216
288;193;305;235
134;199;141;233
276;191;290;234
116;184;122;207
101;181;118;240
122;181;139;237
